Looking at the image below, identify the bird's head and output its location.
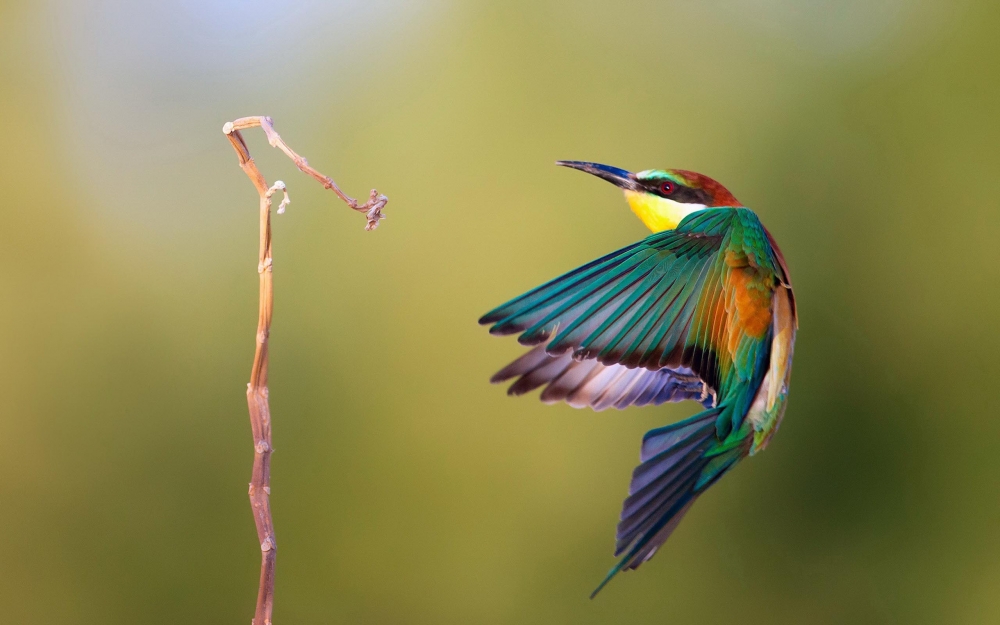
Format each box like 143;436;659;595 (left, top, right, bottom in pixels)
556;161;742;233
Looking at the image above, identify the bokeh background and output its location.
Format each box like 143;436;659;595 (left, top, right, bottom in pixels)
2;0;999;623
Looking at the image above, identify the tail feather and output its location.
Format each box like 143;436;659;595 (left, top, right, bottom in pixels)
639;415;718;461
625;439;705;498
616;458;703;551
591;495;697;598
624;498;696;570
592;407;740;598
616;411;719;553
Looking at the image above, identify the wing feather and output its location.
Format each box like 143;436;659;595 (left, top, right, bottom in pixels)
491;344;714;411
481;208;785;411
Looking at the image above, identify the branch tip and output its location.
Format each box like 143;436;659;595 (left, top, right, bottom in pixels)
267;181;290;214
224;115;388;228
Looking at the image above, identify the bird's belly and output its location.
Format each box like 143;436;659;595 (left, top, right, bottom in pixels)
746;286;796;455
746;369;773;433
746;368;784;455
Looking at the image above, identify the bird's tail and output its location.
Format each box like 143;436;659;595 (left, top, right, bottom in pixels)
591;406;745;598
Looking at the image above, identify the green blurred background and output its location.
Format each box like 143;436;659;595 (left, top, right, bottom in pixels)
2;0;999;623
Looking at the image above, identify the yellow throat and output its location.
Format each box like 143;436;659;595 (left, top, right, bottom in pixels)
624;190;706;233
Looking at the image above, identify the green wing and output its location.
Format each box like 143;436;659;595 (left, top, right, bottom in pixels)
480;208;783;414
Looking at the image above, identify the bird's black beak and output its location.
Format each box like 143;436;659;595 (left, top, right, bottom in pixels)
556;161;641;192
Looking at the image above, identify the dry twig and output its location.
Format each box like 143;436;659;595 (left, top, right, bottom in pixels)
222;115;387;625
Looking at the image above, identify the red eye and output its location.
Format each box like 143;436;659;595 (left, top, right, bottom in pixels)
659;181;675;194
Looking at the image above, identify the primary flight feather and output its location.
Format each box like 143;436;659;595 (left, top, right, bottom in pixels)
479;161;798;597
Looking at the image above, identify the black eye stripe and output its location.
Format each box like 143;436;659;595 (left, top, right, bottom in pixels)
643;179;712;204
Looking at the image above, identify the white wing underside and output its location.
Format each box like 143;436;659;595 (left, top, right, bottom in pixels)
491;344;717;412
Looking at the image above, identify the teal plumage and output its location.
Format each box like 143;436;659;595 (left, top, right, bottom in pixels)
481;201;797;596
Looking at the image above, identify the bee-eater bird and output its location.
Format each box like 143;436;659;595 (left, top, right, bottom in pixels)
479;161;797;597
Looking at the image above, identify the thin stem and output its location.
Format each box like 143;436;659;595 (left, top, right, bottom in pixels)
225;116;388;230
223;116;386;625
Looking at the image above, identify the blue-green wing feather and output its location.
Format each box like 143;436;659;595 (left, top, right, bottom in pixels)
480;212;735;390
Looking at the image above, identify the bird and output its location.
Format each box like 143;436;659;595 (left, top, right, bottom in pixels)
478;161;797;597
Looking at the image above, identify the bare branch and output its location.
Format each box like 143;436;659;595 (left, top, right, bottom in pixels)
222;115;387;625
224;116;388;230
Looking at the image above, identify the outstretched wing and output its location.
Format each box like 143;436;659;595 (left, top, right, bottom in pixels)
480;208;786;419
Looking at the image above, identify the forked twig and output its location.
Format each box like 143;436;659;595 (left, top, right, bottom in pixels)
222;115;387;625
